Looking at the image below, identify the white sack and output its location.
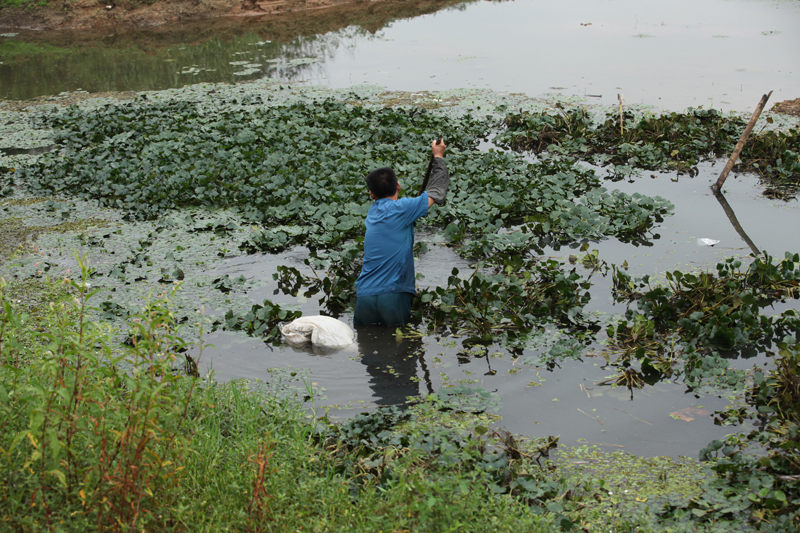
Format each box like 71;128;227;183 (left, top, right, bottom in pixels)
281;316;354;348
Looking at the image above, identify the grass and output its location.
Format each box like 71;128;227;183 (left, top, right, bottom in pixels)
0;0;47;8
0;255;555;532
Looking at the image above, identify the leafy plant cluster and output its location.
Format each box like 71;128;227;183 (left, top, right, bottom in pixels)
21;97;674;257
586;253;800;529
659;337;800;531
438;153;673;258
317;401;576;530
22;98;486;250
0;268;571;533
743;128;800;197
0;262;207;531
221;298;301;342
497;106;800;191
607;252;800;389
273;242;363;315
269;245;596;346
413;259;592;341
4;265;787;533
497;107;741;173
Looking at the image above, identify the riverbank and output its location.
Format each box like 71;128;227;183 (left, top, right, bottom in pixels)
0;0;457;31
0;268;738;532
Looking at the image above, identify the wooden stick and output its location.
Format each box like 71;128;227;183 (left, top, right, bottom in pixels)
418;136;443;196
711;91;773;195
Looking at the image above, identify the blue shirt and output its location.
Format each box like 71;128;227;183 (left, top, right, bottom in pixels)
356;192;430;297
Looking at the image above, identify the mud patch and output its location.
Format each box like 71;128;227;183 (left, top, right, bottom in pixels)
775;98;800;118
0;0;457;31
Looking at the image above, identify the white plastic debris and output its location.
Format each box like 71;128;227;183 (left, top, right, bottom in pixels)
281;316;354;348
697;238;720;247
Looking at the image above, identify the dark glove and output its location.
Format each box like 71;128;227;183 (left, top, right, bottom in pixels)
426;158;450;205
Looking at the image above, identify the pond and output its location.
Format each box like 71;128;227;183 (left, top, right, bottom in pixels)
0;0;798;460
1;0;798;111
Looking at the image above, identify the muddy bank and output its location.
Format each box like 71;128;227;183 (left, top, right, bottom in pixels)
775;98;800;117
0;0;462;31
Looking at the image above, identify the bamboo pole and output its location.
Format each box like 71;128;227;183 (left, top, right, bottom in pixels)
710;91;773;195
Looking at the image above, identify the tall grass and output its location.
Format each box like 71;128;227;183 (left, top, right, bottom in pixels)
0;256;551;532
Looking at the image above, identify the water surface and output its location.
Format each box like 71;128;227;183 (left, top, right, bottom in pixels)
1;0;798;110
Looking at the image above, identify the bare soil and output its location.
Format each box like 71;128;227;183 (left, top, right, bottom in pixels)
0;0;386;31
774;98;800;117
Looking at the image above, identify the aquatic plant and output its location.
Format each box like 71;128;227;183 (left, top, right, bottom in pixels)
657;337;800;531
607;252;800;391
414;259;592;340
498;106;800;193
222;298;301;342
20;97;674;257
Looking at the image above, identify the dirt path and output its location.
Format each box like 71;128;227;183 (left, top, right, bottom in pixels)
0;0;381;31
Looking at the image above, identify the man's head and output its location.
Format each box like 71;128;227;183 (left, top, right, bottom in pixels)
366;167;400;200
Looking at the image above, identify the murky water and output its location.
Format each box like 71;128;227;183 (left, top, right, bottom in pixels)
1;0;798;110
188;161;799;458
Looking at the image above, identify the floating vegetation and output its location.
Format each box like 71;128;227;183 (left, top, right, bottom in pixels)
497;105;800;193
222;298;301;342
607;253;800;391
414;259;593;340
20;95;674;259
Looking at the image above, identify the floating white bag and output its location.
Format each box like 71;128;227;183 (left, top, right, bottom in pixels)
281;316;354;348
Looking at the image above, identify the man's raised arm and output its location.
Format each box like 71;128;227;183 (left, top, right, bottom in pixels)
426;138;449;208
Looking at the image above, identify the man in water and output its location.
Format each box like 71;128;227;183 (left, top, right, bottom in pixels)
354;139;450;326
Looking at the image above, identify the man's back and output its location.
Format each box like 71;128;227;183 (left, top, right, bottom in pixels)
356;194;429;298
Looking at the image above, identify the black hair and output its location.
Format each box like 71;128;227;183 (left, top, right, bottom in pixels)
365;167;398;199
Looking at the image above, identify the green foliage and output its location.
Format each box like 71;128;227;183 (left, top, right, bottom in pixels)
318;399;572;529
0;0;40;7
744;127;800;198
605;253;800;393
414;258;592;339
600;252;800;528
8;86;800;532
20;97;673;256
0;258;560;532
659;338;800;530
273;242;363;314
0;256;205;530
497;105;800;192
498;106;742;173
23;98;484;248
223;298;301;342
0;272;565;531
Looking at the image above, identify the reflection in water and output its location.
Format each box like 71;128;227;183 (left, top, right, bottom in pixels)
0;0;466;101
0;29;362;100
356;325;432;407
715;192;760;256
